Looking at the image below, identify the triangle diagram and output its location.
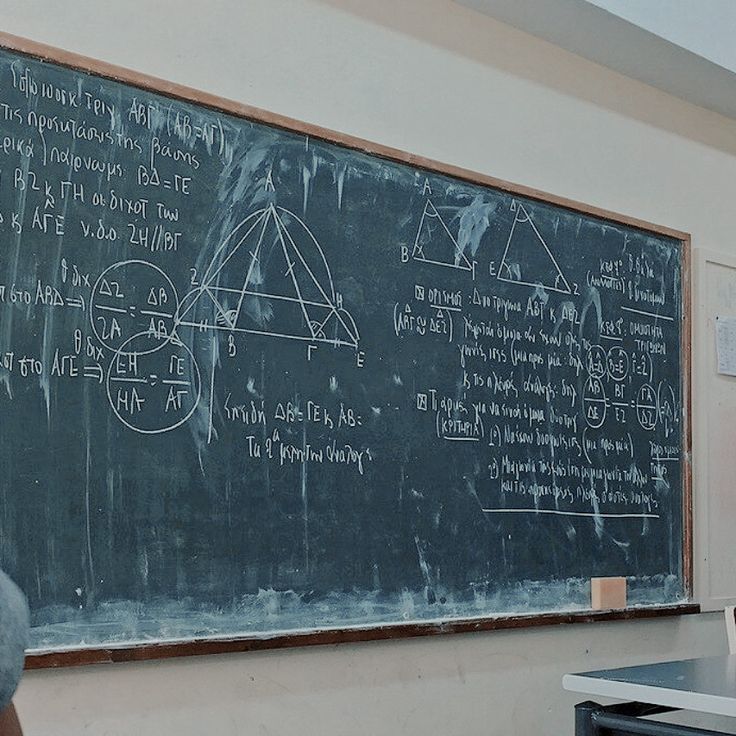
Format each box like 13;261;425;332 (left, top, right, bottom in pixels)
176;205;359;348
497;203;571;294
412;200;472;271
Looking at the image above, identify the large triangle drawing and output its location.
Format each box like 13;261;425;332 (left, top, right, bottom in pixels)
412;200;472;272
497;202;571;294
176;205;359;348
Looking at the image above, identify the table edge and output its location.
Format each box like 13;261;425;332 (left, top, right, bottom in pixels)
563;672;736;719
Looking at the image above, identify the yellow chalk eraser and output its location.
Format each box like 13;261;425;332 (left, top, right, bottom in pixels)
591;577;627;610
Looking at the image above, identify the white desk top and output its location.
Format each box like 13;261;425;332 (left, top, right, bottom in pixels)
564;655;736;718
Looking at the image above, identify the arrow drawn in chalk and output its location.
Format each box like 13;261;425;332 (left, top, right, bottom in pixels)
83;363;103;383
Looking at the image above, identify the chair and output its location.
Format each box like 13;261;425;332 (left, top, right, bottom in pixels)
725;606;736;654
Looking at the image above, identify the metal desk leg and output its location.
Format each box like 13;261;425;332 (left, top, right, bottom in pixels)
575;701;602;736
573;700;727;736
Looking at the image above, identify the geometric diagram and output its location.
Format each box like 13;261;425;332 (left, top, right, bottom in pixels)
106;332;201;434
606;346;629;382
586;345;607;378
175;204;359;349
497;201;571;294
90;260;178;354
583;375;607;429
88;202;361;436
636;383;658;431
412;199;473;272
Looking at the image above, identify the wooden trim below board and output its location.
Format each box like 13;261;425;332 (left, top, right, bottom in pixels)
25;604;700;670
0;32;697;664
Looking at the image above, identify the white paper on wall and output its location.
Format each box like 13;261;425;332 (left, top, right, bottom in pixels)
716;315;736;376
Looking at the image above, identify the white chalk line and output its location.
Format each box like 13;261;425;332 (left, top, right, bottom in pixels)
621;305;674;322
482;508;660;519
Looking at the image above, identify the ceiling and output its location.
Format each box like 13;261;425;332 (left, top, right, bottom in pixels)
456;0;736;121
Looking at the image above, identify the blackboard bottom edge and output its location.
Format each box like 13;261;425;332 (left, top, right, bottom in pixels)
25;603;700;670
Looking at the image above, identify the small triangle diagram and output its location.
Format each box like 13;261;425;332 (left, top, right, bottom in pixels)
412;200;472;271
497;203;571;294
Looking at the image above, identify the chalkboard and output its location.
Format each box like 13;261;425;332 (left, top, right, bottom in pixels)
0;36;692;658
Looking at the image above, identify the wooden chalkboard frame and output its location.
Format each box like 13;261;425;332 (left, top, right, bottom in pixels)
0;32;696;669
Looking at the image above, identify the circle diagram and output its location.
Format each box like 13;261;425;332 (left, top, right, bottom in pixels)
583;376;607;429
657;381;678;438
106;333;201;434
91;260;179;354
586;345;607;379
606;346;629;382
636;383;658;431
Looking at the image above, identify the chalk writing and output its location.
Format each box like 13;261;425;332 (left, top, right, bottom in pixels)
0;45;686;651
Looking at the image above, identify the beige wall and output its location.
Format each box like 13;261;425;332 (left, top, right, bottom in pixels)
16;614;735;736
4;0;736;733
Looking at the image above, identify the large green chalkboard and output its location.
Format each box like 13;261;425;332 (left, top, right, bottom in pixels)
0;39;690;655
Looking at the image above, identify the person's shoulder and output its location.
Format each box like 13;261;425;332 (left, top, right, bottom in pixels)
0;571;29;711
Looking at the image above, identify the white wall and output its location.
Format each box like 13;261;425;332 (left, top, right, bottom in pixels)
4;0;736;733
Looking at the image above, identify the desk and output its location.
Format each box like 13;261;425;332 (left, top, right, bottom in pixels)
564;656;736;735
